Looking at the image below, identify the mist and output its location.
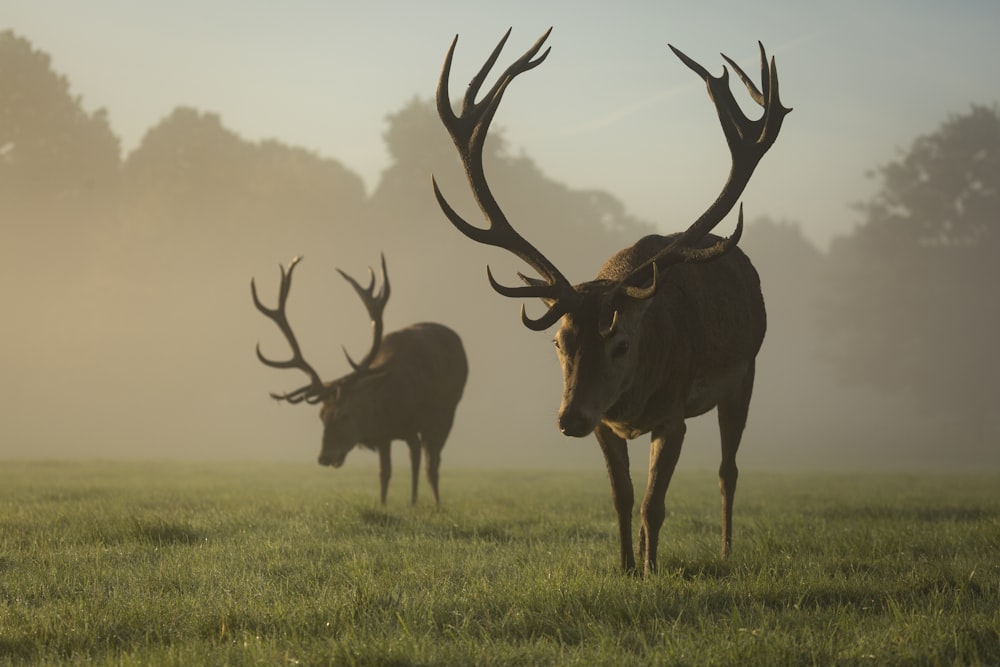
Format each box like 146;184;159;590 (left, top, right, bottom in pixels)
1;31;997;474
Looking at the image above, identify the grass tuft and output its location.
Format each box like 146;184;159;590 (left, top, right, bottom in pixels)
0;462;997;666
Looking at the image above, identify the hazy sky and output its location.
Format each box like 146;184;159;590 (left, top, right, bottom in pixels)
3;1;998;249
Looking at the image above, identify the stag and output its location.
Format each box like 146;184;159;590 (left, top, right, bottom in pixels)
433;29;789;575
251;254;468;505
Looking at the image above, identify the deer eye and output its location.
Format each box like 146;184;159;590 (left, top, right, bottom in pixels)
611;340;630;358
553;338;561;350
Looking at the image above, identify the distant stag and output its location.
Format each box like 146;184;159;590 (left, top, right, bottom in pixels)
252;255;468;505
433;29;789;574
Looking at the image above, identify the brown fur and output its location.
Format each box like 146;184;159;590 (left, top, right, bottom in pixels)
433;30;788;575
318;322;467;505
552;233;765;574
253;256;467;506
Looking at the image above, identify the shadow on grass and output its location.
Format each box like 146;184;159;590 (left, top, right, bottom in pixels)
95;516;204;546
660;557;735;581
446;522;515;544
131;517;203;545
38;487;112;504
356;507;404;530
0;637;41;664
819;505;996;523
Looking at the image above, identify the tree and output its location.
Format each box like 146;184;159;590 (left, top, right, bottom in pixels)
370;97;654;273
0;31;123;336
741;216;824;344
123;108;253;223
857;104;998;247
824;105;1000;435
0;30;120;216
120;107;367;255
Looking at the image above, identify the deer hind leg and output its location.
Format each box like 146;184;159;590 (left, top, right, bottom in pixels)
376;442;392;505
641;420;686;576
716;360;756;559
595;423;636;574
407;438;422;506
419;417;453;506
424;445;442;505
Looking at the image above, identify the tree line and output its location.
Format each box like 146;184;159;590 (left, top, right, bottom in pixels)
1;29;996;467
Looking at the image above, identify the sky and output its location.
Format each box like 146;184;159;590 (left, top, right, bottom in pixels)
3;0;997;250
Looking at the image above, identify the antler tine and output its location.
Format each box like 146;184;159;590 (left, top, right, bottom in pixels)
618;205;745;302
337;253;391;372
485;268;576;331
251;256;330;404
721;42;788;156
433;28;579;331
666;41;791;246
436;28;552;153
616;43;790;296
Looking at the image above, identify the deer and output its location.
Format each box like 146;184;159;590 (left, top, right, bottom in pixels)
251;254;468;505
432;29;789;575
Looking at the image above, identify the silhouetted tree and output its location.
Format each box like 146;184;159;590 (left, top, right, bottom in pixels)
123;108;252;227
370;97;653;275
741;216;824;341
824;105;1000;435
0;30;120;217
857;104;999;247
369;97;492;245
120;107;367;261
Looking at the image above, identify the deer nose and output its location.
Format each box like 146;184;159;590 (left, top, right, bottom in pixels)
558;410;595;438
318;451;337;467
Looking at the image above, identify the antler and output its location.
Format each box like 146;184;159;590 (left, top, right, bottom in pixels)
623;42;791;288
432;28;580;331
251;256;331;404
337;253;391;372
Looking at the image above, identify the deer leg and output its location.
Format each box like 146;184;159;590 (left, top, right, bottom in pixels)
419;418;453;506
716;360;755;559
640;420;686;576
407;438;422;506
595;423;635;574
377;442;392;505
424;444;442;506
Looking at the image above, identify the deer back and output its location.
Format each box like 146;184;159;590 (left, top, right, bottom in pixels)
327;322;468;443
369;322;468;411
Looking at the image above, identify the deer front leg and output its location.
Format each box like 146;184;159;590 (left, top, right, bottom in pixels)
595;423;636;574
717;360;755;558
407;438;422;506
640;420;686;576
377;442;392;505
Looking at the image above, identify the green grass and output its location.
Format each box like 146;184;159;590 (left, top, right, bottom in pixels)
0;462;997;666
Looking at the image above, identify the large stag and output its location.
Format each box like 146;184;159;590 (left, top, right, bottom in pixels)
433;29;789;574
251;255;468;505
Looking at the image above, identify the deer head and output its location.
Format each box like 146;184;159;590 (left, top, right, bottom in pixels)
251;254;391;464
432;29;790;437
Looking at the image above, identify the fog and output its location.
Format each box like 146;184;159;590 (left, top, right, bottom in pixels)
1;14;997;474
3;149;994;474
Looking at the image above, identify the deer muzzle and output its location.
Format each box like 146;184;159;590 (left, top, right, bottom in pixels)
318;451;347;468
557;408;599;438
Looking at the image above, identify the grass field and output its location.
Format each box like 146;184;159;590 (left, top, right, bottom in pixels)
0;461;997;666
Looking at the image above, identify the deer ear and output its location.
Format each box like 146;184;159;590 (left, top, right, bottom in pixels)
318;379;345;404
603;286;655;332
